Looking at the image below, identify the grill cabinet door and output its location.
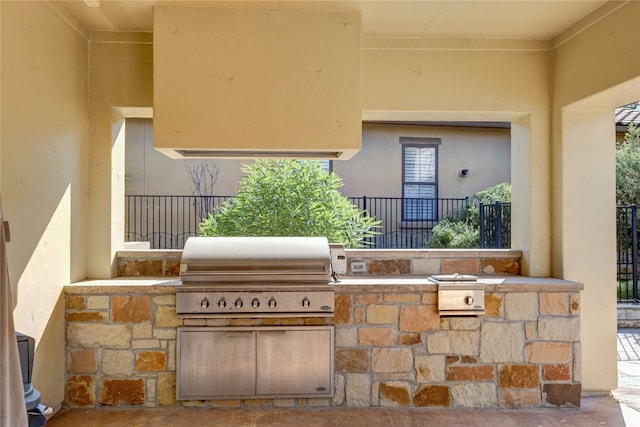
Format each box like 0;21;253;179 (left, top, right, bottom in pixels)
177;328;255;399
256;327;334;397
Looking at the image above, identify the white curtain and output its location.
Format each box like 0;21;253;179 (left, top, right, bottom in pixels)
0;195;28;427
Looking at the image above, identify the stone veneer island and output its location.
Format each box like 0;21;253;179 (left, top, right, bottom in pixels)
63;249;582;409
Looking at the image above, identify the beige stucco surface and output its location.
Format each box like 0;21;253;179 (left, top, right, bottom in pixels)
125;119;510;198
0;1;89;409
153;6;361;159
125;119;248;196
550;1;640;393
340;124;510;198
0;0;639;411
361;42;551;278
87;35;153;279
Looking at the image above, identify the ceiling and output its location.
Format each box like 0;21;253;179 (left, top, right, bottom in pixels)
56;0;609;40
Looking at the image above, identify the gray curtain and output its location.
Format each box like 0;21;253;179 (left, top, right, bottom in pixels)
0;195;28;427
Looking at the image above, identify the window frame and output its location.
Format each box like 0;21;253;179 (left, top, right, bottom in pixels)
317;160;333;174
400;137;441;222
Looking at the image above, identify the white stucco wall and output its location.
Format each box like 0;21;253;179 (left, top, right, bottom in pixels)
339;123;510;198
551;1;640;393
125;119;247;196
125;118;510;198
361;42;551;277
87;33;153;278
0;1;89;410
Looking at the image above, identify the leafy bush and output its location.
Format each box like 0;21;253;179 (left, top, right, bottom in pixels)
426;182;511;248
616;123;640;205
427;218;479;248
199;159;380;248
615;124;640;252
471;182;512;205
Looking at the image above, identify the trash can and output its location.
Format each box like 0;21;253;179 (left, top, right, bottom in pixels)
16;332;47;427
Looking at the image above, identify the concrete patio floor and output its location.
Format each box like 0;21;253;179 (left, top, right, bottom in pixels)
46;329;640;427
45;397;638;427
613;328;640;421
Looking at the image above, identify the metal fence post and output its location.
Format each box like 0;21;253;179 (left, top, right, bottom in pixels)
479;202;485;248
495;201;503;249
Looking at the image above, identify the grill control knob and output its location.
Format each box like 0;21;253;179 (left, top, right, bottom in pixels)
302;297;311;308
235;298;244;308
464;296;474;305
251;298;260;308
268;298;277;308
201;298;210;309
217;298;227;308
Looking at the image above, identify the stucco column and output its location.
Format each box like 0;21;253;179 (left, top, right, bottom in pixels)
87;36;153;278
111;115;126;266
559;108;617;391
510;114;551;277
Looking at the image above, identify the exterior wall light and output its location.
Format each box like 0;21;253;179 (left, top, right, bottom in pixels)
456;168;469;179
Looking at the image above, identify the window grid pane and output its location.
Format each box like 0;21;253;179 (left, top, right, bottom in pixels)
402;144;438;221
403;185;436;220
404;147;436;183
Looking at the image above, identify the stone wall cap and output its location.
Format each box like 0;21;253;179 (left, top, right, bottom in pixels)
344;249;522;259
115;248;522;259
64;275;582;294
336;275;583;292
117;250;183;259
65;278;180;294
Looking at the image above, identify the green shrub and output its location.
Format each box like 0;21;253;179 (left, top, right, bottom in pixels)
199;159;380;248
426;182;511;249
616;123;640;205
427;219;479;248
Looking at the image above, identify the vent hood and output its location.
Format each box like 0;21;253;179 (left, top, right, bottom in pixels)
153;6;362;160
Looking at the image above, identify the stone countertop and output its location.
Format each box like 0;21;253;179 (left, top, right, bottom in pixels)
65;278;182;294
334;275;582;292
65;275;582;294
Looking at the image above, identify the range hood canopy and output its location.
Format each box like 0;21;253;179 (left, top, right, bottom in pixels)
153;6;362;160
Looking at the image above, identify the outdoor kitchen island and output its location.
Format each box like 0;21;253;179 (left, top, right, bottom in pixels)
63;250;582;410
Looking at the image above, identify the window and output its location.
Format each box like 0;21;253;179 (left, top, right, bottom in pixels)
300;160;332;173
317;160;332;174
401;137;440;221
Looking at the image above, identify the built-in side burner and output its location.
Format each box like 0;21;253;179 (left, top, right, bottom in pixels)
430;274;485;316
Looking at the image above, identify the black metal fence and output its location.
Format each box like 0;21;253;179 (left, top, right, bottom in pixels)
125;195;469;250
477;203;639;303
125;195;231;249
125;196;640;302
349;196;470;248
617;205;640;303
479;202;512;249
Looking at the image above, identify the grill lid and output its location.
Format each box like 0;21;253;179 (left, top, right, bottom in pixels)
180;236;333;283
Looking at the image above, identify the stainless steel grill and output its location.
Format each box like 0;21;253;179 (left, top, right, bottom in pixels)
177;236;341;317
176;236;341;400
180;236;334;283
